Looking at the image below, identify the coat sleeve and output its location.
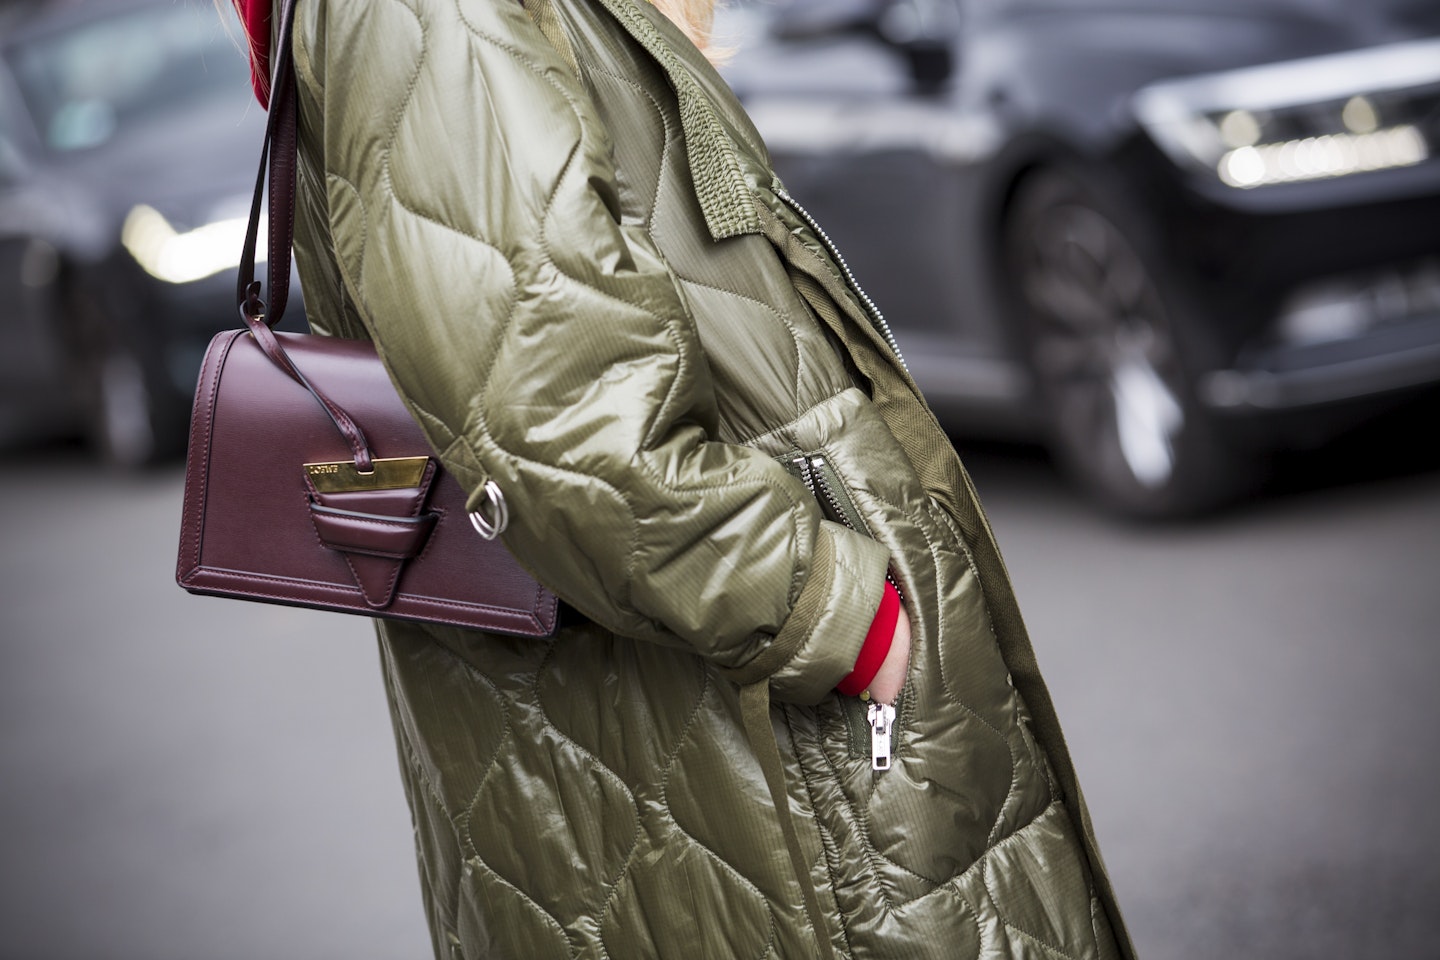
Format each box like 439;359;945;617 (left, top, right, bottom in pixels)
292;0;891;703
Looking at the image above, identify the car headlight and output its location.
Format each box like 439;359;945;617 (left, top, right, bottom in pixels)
120;202;266;285
1133;37;1439;189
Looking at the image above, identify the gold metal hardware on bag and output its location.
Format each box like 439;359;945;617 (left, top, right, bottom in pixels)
304;456;429;492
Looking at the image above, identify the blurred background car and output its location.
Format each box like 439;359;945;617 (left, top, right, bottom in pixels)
719;0;1440;517
0;0;293;467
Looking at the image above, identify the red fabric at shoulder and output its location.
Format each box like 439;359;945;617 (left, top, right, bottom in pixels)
240;0;273;109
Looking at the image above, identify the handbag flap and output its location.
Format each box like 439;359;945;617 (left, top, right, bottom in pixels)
178;329;560;637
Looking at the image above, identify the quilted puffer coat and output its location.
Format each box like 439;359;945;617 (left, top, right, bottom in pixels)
283;0;1133;956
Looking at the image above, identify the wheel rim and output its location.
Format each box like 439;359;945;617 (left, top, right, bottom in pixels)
1018;200;1186;490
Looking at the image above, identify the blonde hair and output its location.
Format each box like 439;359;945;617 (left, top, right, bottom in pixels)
649;0;721;57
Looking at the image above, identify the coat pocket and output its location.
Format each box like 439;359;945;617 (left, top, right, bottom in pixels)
779;449;908;767
783;451;870;534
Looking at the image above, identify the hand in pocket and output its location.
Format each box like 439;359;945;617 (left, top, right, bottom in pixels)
865;605;912;705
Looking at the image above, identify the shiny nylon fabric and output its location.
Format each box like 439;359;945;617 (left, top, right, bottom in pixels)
285;0;1132;956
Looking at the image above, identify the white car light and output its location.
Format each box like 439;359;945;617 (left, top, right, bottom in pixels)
120;204;267;285
1218;125;1427;188
1134;37;1440;188
1275;258;1440;345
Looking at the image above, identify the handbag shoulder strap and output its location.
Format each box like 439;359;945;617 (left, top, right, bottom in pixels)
236;0;300;330
234;0;376;471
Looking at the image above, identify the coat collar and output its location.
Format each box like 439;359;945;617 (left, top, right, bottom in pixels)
589;0;762;241
257;0;760;237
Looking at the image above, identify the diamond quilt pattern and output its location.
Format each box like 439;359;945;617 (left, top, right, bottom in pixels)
288;0;1129;956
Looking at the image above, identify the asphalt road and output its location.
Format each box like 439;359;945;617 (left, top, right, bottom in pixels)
1;441;1437;960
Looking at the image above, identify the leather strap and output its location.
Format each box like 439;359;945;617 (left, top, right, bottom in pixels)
236;0;375;472
237;0;300;325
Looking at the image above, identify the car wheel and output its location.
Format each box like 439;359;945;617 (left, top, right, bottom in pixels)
1003;168;1258;517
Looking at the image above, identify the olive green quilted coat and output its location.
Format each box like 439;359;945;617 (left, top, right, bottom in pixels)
285;0;1132;956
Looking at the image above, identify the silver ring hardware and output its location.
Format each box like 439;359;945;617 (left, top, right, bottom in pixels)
468;480;509;540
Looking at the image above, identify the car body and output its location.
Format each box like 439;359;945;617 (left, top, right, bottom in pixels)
0;0;297;465
718;0;1440;515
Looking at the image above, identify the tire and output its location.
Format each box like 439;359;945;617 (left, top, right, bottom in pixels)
1002;167;1260;518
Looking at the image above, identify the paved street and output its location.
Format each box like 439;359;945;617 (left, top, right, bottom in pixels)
1;441;1437;960
959;440;1440;959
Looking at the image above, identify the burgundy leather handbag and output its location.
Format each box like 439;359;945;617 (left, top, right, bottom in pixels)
176;0;559;637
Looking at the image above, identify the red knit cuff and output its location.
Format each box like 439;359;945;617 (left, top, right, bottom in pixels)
836;581;901;697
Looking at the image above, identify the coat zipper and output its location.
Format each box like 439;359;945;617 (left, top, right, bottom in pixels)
792;453;904;600
773;188;910;373
868;701;897;771
789;452;902;770
794;454;868;535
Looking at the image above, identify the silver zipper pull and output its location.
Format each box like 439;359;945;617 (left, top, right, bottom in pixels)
868;701;896;771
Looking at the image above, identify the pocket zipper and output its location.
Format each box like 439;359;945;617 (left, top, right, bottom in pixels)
792;453;868;535
788;451;902;770
791;453;904;600
868;701;897;771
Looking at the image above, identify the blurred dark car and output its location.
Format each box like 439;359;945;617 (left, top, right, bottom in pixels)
0;0;293;466
719;0;1440;516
